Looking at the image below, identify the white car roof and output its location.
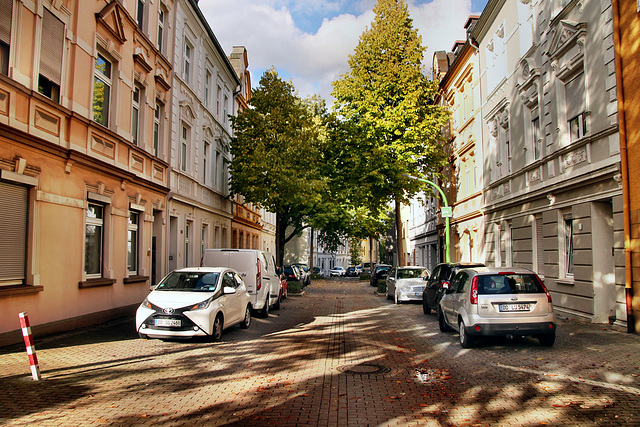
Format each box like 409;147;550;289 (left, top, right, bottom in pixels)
172;267;231;273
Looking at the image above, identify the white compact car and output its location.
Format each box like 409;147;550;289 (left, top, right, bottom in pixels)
136;267;252;341
385;266;430;304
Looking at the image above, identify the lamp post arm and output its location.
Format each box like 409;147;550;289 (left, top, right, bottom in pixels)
402;173;451;263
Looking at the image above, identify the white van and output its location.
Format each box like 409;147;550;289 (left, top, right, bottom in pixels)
202;249;279;317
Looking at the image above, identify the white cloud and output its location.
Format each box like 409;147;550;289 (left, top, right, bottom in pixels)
199;0;472;103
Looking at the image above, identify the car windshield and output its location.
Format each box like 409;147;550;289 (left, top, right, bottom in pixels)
284;267;294;274
397;268;426;279
155;272;220;292
477;274;544;295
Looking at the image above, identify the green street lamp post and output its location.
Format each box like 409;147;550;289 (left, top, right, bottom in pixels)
403;174;451;263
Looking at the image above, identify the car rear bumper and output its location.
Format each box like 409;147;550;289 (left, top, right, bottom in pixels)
465;321;556;337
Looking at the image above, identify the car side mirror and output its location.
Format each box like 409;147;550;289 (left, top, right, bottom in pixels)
223;286;236;295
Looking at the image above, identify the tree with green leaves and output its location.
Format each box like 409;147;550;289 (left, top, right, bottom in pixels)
229;68;326;267
331;0;449;266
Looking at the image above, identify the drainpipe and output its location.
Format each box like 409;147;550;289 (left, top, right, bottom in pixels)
612;0;635;333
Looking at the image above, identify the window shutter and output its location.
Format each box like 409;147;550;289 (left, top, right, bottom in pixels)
0;181;27;283
536;217;544;273
565;72;585;120
40;8;64;85
0;0;12;46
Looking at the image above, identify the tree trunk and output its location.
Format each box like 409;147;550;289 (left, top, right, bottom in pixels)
275;213;287;268
396;198;405;267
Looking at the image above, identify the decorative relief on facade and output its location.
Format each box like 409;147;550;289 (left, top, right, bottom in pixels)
562;148;588;169
528;168;541;183
153;164;163;181
503;181;511;195
491;186;503;200
178;174;192;195
130;154;144;172
34;108;60;136
91;134;115;159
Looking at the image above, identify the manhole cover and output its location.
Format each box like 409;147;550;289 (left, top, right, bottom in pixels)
338;363;390;375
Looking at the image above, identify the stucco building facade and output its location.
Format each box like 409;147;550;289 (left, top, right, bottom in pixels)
0;0;174;346
166;0;238;271
474;0;625;324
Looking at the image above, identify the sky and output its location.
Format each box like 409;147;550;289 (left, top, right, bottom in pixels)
199;0;490;104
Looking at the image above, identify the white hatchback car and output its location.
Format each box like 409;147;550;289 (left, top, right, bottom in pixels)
136;267;252;341
438;267;556;348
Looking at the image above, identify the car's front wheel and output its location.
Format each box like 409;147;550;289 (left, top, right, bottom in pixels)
459;319;475;348
240;305;251;329
212;315;223;342
538;332;555;347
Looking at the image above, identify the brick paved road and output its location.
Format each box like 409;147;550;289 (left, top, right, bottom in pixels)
1;279;640;426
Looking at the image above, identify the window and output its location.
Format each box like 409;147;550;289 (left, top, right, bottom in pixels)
205;70;212;108
132;85;141;146
180;124;189;171
38;8;64;102
532;116;541;161
92;54;112;126
153;103;160;157
127;211;139;274
185;221;192;267
0;0;13;76
216;85;221;114
201;224;208;264
564;217;574;276
184;42;192;83
0;181;27;286
136;0;145;31
85;203;104;277
565;72;587;142
157;7;165;53
505;136;511;174
224;94;229;123
203;141;210;185
215;150;221;189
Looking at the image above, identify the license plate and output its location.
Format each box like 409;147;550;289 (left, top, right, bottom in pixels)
499;303;530;312
155;318;181;327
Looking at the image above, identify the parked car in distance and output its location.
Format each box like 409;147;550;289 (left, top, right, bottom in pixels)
292;263;311;286
136;267;252;341
370;264;392;287
330;266;345;276
283;265;301;283
422;262;485;315
361;262;375;274
202;249;279;318
345;266;359;277
385;266;430;304
438;267;556;348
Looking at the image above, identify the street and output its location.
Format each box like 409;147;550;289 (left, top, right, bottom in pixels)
1;278;640;426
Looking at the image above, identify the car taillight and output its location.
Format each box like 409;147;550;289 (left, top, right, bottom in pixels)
256;259;262;291
439;281;449;289
536;276;552;303
470;276;478;305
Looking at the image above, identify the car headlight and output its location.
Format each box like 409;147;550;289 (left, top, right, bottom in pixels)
189;297;214;311
140;298;153;309
400;285;411;292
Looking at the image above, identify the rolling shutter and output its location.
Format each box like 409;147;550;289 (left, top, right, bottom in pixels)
40;8;64;86
0;181;27;283
0;0;12;46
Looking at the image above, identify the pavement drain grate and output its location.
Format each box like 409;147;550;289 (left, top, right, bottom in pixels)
414;368;452;384
338;363;391;375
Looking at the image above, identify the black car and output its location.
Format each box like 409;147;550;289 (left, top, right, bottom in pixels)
422;262;485;315
283;265;301;283
370;264;392;287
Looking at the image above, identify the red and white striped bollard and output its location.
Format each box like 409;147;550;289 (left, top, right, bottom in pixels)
19;312;41;381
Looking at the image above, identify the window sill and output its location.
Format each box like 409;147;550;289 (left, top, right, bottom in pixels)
0;285;44;297
123;275;149;285
556;278;575;286
79;278;117;289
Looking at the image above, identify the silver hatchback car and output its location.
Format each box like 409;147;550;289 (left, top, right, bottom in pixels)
438;267;556;348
